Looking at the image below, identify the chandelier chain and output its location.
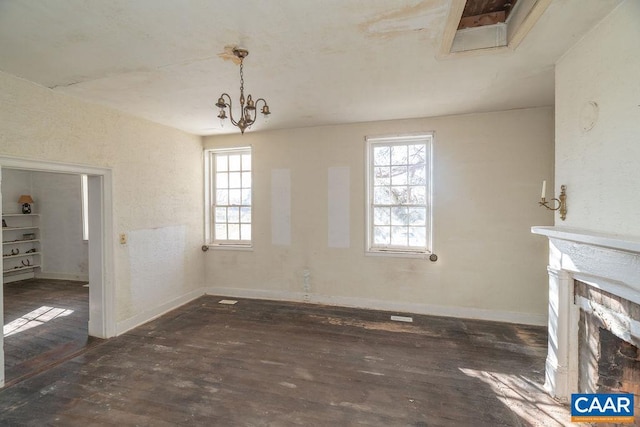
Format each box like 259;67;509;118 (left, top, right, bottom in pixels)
239;60;244;101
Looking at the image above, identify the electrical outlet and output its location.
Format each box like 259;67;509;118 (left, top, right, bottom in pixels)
119;233;127;244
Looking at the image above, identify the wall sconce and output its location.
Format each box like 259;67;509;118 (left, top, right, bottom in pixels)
539;181;567;220
18;194;34;214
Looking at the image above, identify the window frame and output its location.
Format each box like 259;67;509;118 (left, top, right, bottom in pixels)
365;133;433;258
204;146;253;249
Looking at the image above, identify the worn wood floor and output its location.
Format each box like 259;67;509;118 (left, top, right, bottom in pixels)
3;279;90;384
0;296;575;426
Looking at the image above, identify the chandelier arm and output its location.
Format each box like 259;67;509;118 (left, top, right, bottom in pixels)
219;93;241;127
219;93;232;106
253;98;267;107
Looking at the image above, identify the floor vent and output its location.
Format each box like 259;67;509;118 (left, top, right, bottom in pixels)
390;315;413;323
218;299;238;305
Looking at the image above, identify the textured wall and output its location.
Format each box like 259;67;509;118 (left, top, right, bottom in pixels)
0;71;204;325
203;107;554;323
2;169;88;280
556;0;640;235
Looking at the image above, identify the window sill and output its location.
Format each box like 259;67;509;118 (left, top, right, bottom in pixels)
206;244;253;252
365;250;430;260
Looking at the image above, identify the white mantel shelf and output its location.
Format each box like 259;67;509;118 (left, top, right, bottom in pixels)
531;226;640;254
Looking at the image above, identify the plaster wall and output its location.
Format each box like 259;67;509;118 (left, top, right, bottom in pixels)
1;169;88;280
0;71;204;328
203;107;554;324
555;0;640;236
32;171;88;280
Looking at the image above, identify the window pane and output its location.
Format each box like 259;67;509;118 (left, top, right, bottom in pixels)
228;224;240;240
229;172;241;188
216;155;228;172
408;165;426;185
374;207;390;225
241;154;251;170
240;207;251;223
391;166;407;186
408;144;426;165
373;186;392;205
241;172;251;188
408;207;426;225
241;189;252;205
229;154;241;171
216;172;228;189
228;207;240;223
373;146;390;166
409;186;426;204
391;145;408;165
374;167;390;185
390;186;409;205
391;226;407;246
216;190;228;205
229;189;242;205
215;224;227;240
408;227;426;247
240;224;251;240
373;226;390;245
215;207;227;223
391;207;409;225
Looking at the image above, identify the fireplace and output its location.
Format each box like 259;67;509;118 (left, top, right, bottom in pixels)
575;280;640;416
531;226;640;402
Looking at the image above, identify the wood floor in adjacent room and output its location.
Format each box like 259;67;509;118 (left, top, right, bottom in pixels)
0;296;575;426
3;279;90;385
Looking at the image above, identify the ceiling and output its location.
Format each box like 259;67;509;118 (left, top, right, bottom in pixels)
0;0;620;136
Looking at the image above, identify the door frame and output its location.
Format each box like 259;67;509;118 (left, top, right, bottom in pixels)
0;155;115;387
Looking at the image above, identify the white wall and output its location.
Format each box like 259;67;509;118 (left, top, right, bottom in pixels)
1;170;87;281
31;171;88;280
555;0;640;236
203;107;555;324
1;169;32;214
0;71;205;330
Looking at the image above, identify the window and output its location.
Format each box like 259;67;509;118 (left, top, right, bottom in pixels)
205;147;252;246
366;134;432;256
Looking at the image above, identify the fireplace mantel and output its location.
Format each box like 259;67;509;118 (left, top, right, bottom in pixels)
532;225;640;400
532;226;640;255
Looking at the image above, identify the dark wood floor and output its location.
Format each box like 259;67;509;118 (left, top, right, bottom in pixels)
0;296;575;426
3;279;90;384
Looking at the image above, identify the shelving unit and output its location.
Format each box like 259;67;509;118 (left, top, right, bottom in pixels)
2;214;41;281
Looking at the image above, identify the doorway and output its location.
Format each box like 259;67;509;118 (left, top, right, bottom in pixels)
0;157;115;387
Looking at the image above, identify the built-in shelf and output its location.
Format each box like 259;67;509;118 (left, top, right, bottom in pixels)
2;214;41;281
3;265;41;274
2;252;41;260
2;226;38;231
2;239;40;245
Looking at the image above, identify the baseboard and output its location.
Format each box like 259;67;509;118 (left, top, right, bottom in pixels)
116;287;205;335
35;272;89;282
205;287;547;326
3;272;35;283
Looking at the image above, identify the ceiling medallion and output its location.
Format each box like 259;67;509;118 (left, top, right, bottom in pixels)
215;48;271;134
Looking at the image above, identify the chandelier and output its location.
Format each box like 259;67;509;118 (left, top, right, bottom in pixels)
215;48;271;134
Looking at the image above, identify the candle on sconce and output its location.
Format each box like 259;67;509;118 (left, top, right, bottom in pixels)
541;180;546;199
